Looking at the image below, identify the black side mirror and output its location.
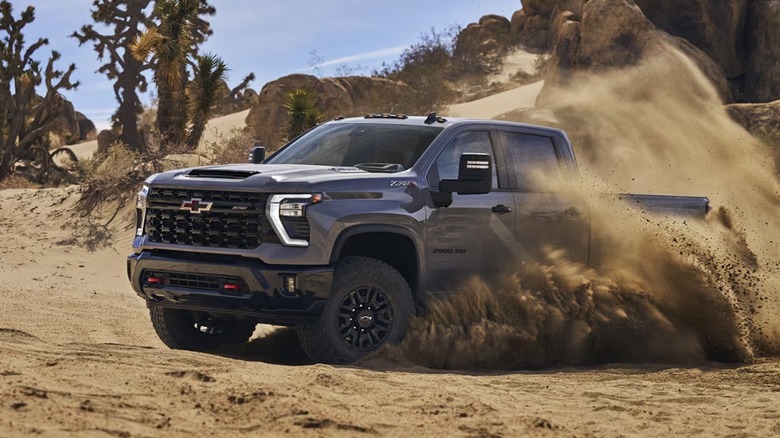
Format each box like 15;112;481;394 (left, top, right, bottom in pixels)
248;144;266;164
439;153;492;195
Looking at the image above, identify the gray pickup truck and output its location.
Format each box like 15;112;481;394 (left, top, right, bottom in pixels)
128;114;709;363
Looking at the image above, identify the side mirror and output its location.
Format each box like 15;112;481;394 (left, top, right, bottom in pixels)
248;144;266;164
439;153;492;195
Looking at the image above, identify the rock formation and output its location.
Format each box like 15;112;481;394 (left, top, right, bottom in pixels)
745;1;780;102
454;15;511;58
513;0;780;103
538;0;732;104
245;74;409;148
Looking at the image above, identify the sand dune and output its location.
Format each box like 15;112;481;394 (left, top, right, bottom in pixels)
2;183;780;436
448;80;544;119
64;109;250;162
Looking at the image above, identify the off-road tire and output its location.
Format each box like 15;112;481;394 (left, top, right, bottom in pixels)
297;257;414;364
149;306;256;352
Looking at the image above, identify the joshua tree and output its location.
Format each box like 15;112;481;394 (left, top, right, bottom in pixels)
185;53;227;148
131;0;216;149
71;0;153;152
0;1;80;182
284;89;322;140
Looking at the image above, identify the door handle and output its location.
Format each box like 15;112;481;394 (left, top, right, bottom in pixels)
492;204;512;214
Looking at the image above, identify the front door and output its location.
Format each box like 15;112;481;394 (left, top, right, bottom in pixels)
425;130;517;292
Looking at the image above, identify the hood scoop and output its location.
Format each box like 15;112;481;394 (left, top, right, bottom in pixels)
187;168;260;179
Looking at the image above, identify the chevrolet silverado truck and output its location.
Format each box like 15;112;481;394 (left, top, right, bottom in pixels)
128;114;709;363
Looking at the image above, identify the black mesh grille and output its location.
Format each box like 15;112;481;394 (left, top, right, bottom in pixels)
282;216;310;240
145;271;249;294
144;187;278;249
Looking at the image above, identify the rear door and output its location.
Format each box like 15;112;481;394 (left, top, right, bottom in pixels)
497;130;589;264
424;129;517;292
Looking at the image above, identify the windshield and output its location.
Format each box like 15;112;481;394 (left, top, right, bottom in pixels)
266;122;444;171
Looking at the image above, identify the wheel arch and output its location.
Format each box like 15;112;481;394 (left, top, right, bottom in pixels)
330;224;426;300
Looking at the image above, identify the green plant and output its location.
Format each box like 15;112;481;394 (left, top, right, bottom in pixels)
186;53;228;148
131;0;216;149
284;89;322;140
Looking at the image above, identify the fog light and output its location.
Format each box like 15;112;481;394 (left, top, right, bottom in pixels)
280;274;298;294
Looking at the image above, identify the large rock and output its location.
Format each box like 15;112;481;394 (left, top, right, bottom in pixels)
510;0;585;51
726;99;780;139
75;112;97;142
454;15;512;58
745;1;780;102
245;74;410;148
539;0;731;104
634;0;749;78
96;129;119;155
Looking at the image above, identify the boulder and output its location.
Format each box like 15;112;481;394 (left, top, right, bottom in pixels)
745;1;780;102
454;15;511;58
46;95;81;147
96;129;120;155
634;0;749;78
726;99;780;140
538;0;731;105
75;112;97;142
245;74;410;148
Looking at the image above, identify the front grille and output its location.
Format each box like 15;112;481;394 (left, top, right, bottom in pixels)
144;187;278;249
145;271;249;294
282;216;310;240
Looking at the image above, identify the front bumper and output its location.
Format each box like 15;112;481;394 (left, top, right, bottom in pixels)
127;251;333;325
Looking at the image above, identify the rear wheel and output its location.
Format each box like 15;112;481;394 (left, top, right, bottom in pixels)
149;306;256;352
297;257;413;364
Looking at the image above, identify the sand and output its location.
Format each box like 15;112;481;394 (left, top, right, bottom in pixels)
1;186;780;437
6;48;780;436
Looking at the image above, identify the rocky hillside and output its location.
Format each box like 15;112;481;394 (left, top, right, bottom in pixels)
238;0;780;150
514;0;779;104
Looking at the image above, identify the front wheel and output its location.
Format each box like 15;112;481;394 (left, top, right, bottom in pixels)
297;257;414;364
149;306;256;352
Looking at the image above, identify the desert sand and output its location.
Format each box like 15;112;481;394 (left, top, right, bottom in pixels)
2;181;780;437
5;48;780;436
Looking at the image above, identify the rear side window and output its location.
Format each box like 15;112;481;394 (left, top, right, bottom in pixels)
428;131;498;190
502;132;561;190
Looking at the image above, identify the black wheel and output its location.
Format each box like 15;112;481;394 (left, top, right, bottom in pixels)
297;257;413;364
149;306;256;352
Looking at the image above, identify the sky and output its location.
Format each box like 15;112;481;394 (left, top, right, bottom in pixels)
17;0;522;131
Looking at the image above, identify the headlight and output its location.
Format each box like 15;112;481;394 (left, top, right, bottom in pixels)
136;185;149;209
267;194;321;247
136;185;149;236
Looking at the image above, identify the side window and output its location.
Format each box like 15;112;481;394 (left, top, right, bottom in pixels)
503;132;561;191
428;131;498;189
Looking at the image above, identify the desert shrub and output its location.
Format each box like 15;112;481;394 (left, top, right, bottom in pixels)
374;25;512;114
374;26;460;114
203;127;257;165
0;174;42;190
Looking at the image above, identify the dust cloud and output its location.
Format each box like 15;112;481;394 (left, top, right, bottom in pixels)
387;46;780;369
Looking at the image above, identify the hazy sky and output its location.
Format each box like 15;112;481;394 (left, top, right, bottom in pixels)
18;0;521;131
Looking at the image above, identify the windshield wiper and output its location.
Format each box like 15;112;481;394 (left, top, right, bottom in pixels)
353;163;405;173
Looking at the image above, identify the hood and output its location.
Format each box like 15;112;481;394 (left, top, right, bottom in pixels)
146;163;417;193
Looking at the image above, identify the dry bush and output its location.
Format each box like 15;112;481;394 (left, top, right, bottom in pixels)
0;174;42;190
203;127;258;165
